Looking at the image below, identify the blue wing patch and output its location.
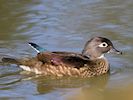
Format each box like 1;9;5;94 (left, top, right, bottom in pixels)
28;42;47;53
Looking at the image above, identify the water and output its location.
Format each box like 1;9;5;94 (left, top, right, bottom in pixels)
0;0;133;100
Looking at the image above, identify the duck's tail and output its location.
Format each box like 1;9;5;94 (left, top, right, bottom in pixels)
28;42;47;53
2;43;46;65
2;57;34;72
2;57;20;65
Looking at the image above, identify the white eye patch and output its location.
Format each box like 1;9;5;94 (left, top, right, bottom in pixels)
98;42;108;47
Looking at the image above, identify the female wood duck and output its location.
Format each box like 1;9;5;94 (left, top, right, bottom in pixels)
2;37;122;77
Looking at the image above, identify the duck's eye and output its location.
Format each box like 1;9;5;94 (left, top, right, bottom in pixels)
98;42;108;47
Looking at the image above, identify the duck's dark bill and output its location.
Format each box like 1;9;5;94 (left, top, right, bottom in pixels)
108;47;122;55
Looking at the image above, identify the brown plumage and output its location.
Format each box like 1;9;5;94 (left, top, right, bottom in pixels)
2;37;122;77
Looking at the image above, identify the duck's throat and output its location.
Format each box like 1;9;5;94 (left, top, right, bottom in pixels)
85;54;105;60
97;54;105;59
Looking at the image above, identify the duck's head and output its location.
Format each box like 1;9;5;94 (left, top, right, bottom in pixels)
82;37;122;59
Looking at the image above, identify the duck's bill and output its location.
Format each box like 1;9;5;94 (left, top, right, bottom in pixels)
108;47;122;55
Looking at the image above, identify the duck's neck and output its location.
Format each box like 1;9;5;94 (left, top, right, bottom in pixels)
97;54;105;59
82;49;103;60
86;54;105;60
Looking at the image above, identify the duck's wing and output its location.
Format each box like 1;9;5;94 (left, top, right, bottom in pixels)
61;56;90;69
2;51;90;69
37;51;90;69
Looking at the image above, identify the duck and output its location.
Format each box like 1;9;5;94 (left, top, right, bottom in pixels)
2;36;122;77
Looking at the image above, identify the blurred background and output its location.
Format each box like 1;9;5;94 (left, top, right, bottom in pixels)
0;0;133;100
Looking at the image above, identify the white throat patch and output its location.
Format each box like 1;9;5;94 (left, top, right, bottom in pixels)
97;54;105;59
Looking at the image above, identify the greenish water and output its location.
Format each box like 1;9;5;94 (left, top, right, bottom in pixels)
0;0;133;100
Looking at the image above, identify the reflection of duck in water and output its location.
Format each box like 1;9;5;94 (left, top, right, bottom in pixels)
35;74;109;94
68;75;109;100
2;37;122;77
